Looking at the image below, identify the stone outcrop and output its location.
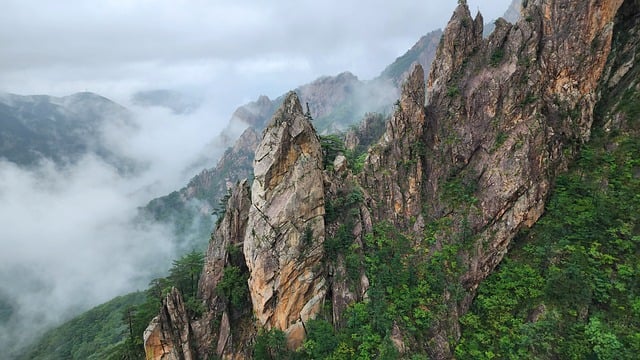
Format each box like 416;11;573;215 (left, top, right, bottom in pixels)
198;180;251;309
427;4;483;102
143;288;195;360
190;179;253;360
362;64;427;229
416;0;624;357
144;1;633;359
243;91;326;349
145;92;327;359
597;0;640;135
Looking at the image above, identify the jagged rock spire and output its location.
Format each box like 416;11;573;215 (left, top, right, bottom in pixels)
244;91;326;348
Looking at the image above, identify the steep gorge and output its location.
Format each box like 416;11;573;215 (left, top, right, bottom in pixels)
144;0;634;359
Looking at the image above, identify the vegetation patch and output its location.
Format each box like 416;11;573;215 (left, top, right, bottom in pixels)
456;134;640;359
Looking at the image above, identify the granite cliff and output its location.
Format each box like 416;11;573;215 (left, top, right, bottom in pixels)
144;0;634;358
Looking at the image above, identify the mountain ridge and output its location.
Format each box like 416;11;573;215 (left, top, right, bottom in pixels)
142;0;636;359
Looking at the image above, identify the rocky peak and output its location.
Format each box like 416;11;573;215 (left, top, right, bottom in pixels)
427;4;483;102
244;91;326;348
362;64;426;228
418;0;625;357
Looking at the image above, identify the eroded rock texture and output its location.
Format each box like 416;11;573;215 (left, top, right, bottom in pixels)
145;1;630;359
243;91;326;349
143;288;195;360
420;0;623;357
362;64;427;229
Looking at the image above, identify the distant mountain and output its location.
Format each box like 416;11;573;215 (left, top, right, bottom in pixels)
131;89;201;114
483;0;521;36
140;127;261;252
0;92;136;171
379;29;443;86
139;5;452;255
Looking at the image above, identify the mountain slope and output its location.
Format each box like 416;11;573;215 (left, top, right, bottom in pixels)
0;92;134;170
457;2;640;357
140;127;261;252
379;29;443;86
17;292;145;360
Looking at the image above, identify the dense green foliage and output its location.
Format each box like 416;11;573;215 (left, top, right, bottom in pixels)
216;265;249;312
303;221;463;359
320;134;347;169
113;250;206;359
21;251;205;360
456;131;640;359
18;292;145;360
254;328;292;360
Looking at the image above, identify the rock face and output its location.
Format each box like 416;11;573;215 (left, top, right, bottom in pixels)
198;180;252;309
145;1;631;359
193;179;253;360
416;0;625;357
362;64;427;229
145;92;327;360
243;91;326;348
143;288;195;360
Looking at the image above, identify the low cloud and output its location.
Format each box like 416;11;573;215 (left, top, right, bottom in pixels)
0;156;175;354
0;94;229;355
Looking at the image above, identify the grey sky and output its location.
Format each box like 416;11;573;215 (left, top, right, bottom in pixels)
1;0;513;112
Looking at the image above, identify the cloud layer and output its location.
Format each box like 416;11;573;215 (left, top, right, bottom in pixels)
0;99;229;354
0;0;512;116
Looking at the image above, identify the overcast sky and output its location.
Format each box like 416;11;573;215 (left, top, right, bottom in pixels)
1;0;513;115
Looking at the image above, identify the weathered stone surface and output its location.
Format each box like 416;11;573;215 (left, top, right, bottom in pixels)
427;4;483;103
215;311;232;357
145;181;253;360
362;64;427;229
597;0;640;135
417;0;625;357
144;288;194;360
143;317;173;360
244;91;326;348
198;180;251;307
190;180;253;359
